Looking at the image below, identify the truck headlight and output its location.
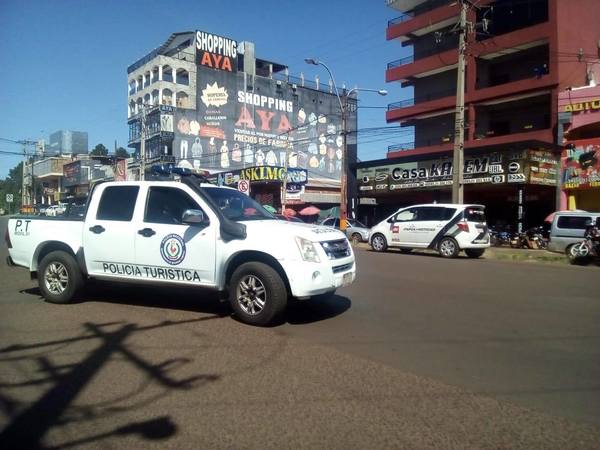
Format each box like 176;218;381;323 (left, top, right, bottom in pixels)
295;236;321;263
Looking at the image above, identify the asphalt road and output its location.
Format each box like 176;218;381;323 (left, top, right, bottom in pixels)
1;216;599;449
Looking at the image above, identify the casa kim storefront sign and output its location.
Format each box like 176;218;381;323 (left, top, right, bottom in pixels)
357;149;558;193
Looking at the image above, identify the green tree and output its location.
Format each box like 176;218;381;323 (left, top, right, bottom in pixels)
115;147;130;158
0;161;23;213
90;143;108;156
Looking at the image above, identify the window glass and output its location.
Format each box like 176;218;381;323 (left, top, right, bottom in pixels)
347;219;367;228
393;208;417;222
96;186;139;221
202;187;275;221
557;216;591;229
464;207;485;222
145;187;200;224
416;207;447;221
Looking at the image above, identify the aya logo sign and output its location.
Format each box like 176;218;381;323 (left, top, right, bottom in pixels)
160;234;186;265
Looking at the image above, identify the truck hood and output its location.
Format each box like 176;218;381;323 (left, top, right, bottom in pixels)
242;220;347;242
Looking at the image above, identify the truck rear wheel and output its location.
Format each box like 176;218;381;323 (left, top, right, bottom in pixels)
38;250;84;304
229;262;287;326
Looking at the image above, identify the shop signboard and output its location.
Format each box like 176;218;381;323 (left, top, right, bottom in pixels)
173;64;351;182
357;150;554;193
217;166;308;187
63;160;82;187
562;140;600;189
529;149;559;186
195;30;237;72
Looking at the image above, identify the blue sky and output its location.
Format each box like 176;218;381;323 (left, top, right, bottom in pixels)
0;0;412;178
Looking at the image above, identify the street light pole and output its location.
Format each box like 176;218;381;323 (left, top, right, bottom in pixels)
452;0;468;204
305;58;386;230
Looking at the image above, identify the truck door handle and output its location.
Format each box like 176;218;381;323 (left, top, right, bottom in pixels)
138;228;156;237
89;225;105;234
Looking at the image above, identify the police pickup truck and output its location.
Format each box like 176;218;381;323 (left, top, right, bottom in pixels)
6;173;355;326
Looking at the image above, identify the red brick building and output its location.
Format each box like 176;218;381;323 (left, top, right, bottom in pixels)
356;0;600;228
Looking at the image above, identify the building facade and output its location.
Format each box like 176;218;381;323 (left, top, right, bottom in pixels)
49;130;88;155
558;83;600;211
127;31;357;213
356;0;600;229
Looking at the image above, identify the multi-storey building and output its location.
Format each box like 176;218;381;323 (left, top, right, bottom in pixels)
356;0;600;229
126;31;357;214
48;130;88;155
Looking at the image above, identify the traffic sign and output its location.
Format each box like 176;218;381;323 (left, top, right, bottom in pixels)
6;194;13;203
238;179;250;195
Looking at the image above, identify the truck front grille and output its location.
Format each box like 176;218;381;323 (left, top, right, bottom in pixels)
332;262;353;273
320;239;351;260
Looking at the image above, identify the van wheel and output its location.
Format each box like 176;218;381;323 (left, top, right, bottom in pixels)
371;234;388;252
38;251;84;304
465;248;485;258
229;262;287;326
351;233;362;244
438;237;459;258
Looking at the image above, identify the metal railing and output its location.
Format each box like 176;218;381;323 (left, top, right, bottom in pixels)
388;13;414;26
387;88;456;110
387;142;415;152
387;38;458;69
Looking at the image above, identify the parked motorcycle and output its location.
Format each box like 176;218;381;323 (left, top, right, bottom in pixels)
527;226;548;250
568;218;600;265
510;232;532;249
489;226;511;247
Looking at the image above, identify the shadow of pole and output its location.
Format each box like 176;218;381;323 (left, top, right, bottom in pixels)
0;317;221;449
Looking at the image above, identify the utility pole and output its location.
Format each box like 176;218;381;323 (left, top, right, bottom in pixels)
139;105;147;181
452;0;468;204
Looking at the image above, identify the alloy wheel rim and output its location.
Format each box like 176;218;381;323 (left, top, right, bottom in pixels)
373;236;384;250
440;240;455;256
237;275;267;316
44;262;69;295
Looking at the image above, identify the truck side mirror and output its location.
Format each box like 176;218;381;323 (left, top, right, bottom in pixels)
182;209;208;225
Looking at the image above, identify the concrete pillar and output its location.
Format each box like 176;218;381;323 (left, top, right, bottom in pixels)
158;65;163;81
172;68;177;84
135;79;140;93
159;90;163;105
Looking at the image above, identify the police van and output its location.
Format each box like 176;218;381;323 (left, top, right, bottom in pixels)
369;203;490;258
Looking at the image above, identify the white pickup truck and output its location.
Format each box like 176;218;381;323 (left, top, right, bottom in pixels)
5;176;356;325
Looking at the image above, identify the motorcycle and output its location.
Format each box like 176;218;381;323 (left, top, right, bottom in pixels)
489;226;511;247
568;218;600;265
510;232;532;249
527;226;548;250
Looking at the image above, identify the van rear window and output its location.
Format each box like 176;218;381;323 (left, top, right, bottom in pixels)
557;216;590;229
464;208;486;223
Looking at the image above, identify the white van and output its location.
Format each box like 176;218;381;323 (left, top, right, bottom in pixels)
548;211;600;255
369;203;490;258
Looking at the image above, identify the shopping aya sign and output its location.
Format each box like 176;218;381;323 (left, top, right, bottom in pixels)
195;31;237;72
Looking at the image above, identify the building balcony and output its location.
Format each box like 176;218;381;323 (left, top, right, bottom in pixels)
388;128;554;159
387;47;457;82
387;2;459;42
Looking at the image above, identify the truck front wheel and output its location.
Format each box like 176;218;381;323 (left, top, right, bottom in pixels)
38;250;84;304
229;262;287;326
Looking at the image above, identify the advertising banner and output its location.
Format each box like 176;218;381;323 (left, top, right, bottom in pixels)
357;149;555;193
63;161;82;187
217;166;308;187
562;140;600;189
173;65;347;182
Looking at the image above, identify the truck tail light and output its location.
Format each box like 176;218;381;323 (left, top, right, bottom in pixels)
5;228;11;249
457;221;469;233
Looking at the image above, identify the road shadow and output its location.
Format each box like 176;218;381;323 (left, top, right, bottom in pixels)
0;318;221;449
20;282;231;317
20;283;350;326
286;295;351;325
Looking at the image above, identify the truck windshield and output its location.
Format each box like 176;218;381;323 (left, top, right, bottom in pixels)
202;187;276;221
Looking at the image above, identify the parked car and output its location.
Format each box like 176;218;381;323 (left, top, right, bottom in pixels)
6;176;356;326
548;210;600;255
369;203;490;258
319;217;371;243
